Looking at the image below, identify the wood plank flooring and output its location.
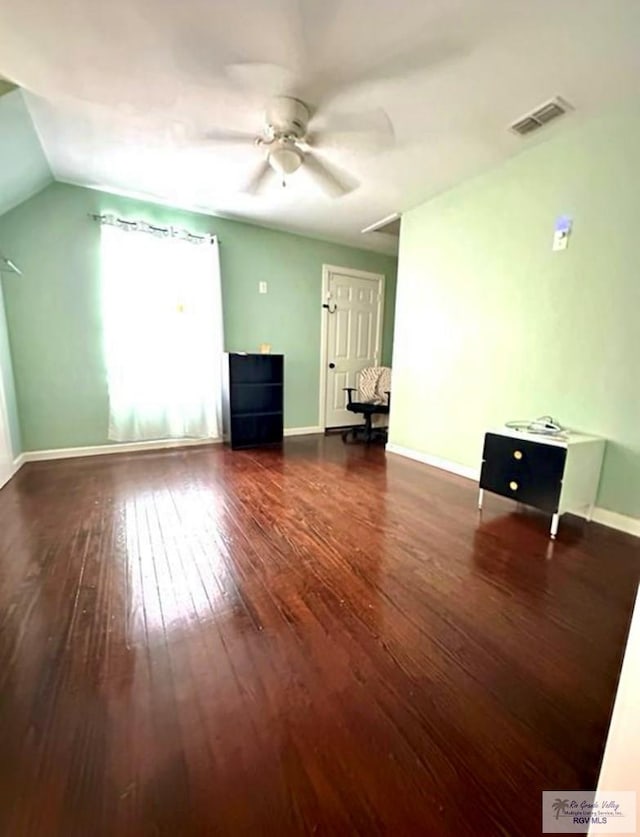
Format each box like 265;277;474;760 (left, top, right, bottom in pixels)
0;436;638;836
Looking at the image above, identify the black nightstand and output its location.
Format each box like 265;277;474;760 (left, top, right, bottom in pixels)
478;427;605;539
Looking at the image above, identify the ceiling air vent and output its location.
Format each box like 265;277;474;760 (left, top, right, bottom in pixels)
510;97;571;136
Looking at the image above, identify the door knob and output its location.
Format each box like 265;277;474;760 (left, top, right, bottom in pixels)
329;362;335;369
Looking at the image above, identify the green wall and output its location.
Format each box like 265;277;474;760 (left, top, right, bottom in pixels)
0;283;21;457
390;101;640;519
0;182;397;450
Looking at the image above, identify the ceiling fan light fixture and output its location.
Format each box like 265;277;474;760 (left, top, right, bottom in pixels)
268;141;304;177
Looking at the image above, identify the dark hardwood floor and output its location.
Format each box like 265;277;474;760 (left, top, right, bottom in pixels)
0;436;637;836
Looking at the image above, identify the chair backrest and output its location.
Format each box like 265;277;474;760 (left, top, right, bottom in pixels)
357;366;391;405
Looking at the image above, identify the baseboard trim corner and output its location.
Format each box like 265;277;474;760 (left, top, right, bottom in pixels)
385;443;639;539
589;507;640;538
385;442;480;481
283;426;323;437
22;437;222;463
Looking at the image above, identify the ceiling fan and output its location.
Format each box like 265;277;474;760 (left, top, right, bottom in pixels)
200;94;394;198
179;12;468;200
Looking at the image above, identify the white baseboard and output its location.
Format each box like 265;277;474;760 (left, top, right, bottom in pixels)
13;427;322;468
385;442;639;539
21;437;222;463
588;507;640;538
284;426;323;437
385;442;480;481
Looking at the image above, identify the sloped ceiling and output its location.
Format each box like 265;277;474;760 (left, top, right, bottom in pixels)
0;88;52;217
1;0;639;252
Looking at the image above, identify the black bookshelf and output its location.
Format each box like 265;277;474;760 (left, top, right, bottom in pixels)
222;353;284;450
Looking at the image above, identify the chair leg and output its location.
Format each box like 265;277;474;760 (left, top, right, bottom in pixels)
364;413;373;443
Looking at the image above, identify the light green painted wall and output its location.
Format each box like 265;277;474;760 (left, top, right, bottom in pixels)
0;182;397;450
0;282;21;456
391;101;640;519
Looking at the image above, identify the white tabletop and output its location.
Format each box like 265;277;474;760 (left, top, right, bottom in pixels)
489;426;604;448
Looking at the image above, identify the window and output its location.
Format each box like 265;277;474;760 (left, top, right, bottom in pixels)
100;222;223;442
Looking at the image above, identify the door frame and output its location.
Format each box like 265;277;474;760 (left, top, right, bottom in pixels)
318;264;386;429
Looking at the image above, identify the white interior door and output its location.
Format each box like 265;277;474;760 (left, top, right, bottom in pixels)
321;266;384;428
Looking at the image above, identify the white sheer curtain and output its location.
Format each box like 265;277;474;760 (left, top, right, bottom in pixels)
100;224;223;442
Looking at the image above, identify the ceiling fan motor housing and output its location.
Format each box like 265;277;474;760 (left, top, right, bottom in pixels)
266;96;310;139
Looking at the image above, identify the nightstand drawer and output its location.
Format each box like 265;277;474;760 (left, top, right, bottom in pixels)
479;433;566;512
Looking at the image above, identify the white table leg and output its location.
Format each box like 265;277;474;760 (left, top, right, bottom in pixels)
478;488;484;510
550;512;560;540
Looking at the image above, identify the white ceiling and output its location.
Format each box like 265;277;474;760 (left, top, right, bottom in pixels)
1;0;639;253
0;89;52;217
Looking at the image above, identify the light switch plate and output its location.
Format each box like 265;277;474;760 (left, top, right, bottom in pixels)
552;230;569;251
552;216;572;251
259;281;268;294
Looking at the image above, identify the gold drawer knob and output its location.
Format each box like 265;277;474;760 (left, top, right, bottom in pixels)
509;480;519;491
513;450;523;460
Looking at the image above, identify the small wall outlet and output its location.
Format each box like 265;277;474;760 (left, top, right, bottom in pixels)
259;281;268;294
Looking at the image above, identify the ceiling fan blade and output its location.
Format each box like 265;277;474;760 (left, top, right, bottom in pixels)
308;108;395;152
306;39;467;110
225;62;300;99
222;0;342;96
322;108;394;137
303;152;358;199
200;127;257;147
243;159;273;196
352;40;464;87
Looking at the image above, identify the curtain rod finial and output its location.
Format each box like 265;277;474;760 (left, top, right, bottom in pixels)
0;256;22;276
